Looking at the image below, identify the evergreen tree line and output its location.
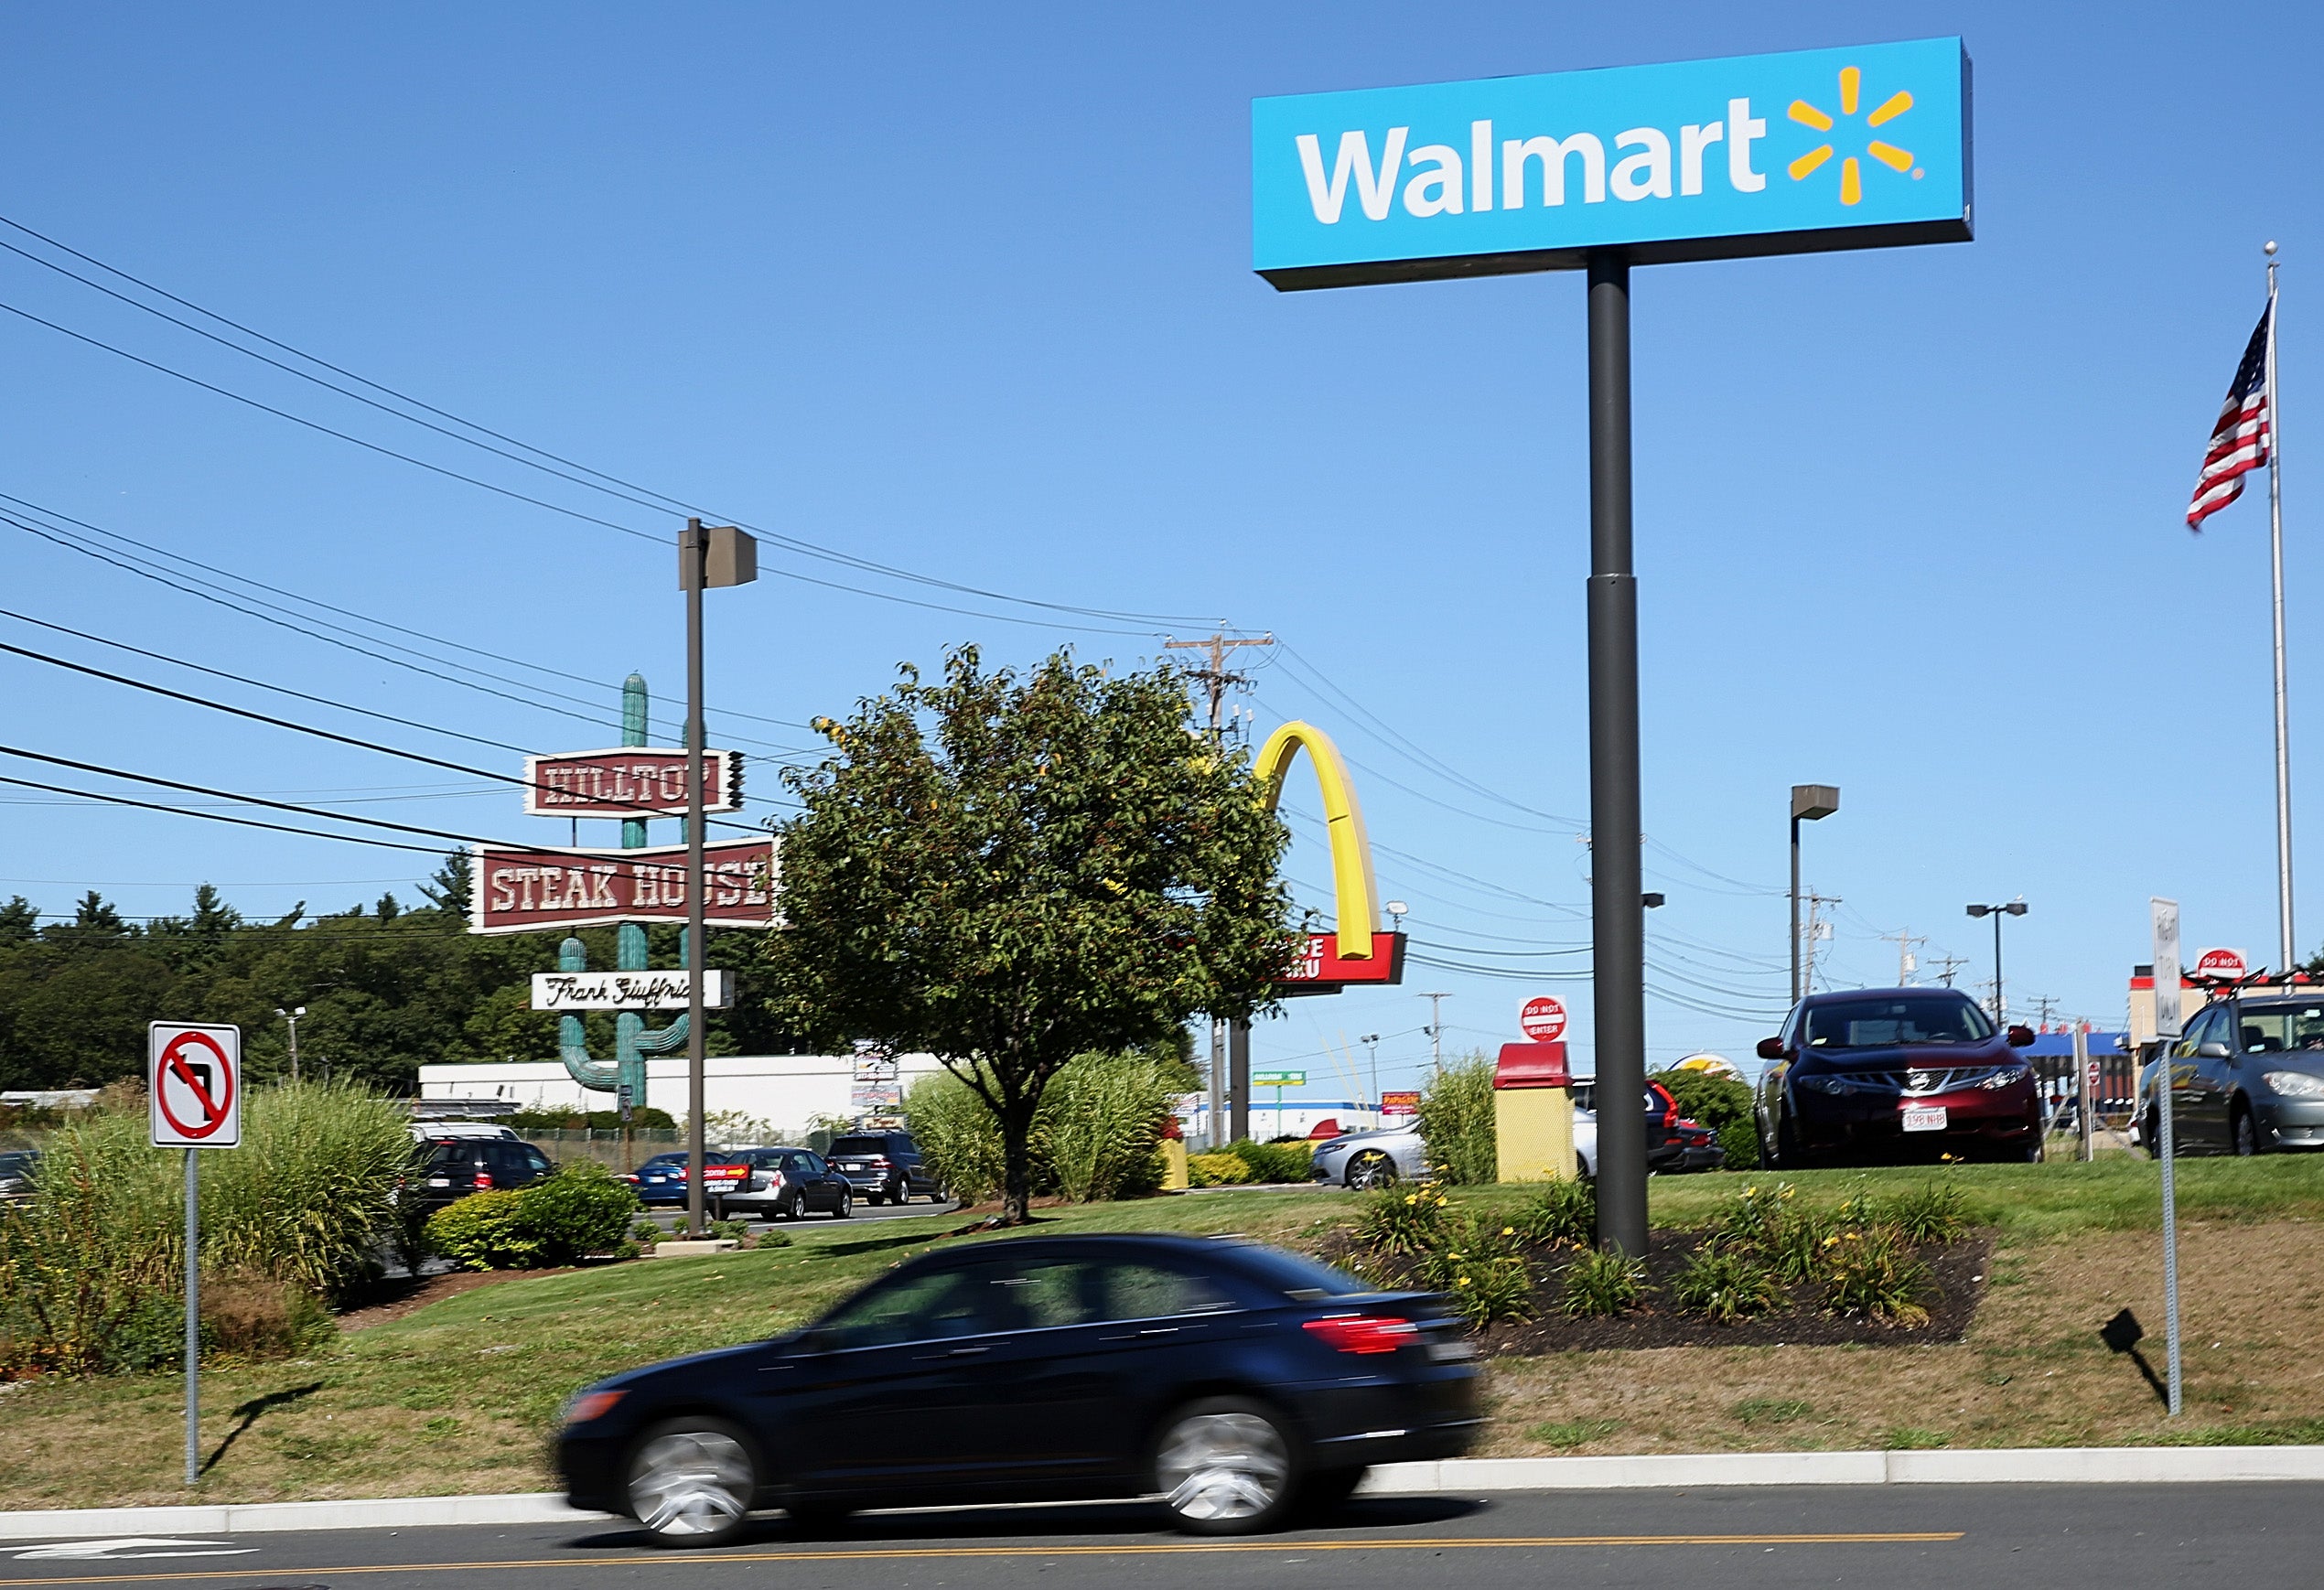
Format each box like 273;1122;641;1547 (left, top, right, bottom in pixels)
0;855;802;1094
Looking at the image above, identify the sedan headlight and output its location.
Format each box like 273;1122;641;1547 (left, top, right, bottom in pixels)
1976;1065;2033;1090
1799;1076;1857;1095
2263;1070;2324;1098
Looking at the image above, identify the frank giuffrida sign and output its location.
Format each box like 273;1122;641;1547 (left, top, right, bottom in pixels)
1253;37;1970;289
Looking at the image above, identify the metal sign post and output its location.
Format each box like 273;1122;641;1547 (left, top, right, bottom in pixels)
2149;897;2184;1416
150;1022;242;1487
2072;1025;2094;1162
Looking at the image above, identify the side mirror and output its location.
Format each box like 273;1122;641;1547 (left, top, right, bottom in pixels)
2007;1025;2036;1047
2196;1041;2233;1059
1756;1037;1788;1061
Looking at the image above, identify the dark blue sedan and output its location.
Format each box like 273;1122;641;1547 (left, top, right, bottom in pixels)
557;1232;1479;1543
624;1152;700;1207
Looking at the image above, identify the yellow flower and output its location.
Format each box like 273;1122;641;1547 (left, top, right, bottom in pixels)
1457;1277;1473;1287
1822;1235;1840;1248
1404;1194;1417;1205
1501;1226;1516;1237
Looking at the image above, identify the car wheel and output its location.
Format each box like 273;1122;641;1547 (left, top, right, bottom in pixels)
627;1417;758;1547
2233;1103;2260;1157
1344;1151;1396;1191
833;1188;853;1219
1153;1396;1298;1535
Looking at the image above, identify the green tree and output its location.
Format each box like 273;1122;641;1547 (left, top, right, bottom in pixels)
760;646;1296;1223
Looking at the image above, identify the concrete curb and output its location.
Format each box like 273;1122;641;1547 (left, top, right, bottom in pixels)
5;1446;2322;1541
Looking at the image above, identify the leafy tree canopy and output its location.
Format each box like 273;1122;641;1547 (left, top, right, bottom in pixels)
760;646;1298;1221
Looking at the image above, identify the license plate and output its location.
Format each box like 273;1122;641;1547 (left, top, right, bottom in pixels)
1902;1105;1948;1133
839;1163;865;1170
1427;1339;1478;1362
706;1179;738;1191
426;1177;450;1187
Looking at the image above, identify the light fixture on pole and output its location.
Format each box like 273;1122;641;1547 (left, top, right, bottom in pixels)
1384;900;1407;934
1790;786;1839;1003
1964;899;2029;1022
1360;1033;1382;1124
274;1005;306;1084
680;518;758;1241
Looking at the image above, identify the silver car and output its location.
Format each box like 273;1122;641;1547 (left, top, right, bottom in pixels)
2143;996;2324;1155
1309;1125;1430;1188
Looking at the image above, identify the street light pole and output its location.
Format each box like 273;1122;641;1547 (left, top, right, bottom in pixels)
1789;787;1839;1002
1360;1033;1381;1125
1965;900;2029;1023
680;518;757;1241
274;1005;305;1084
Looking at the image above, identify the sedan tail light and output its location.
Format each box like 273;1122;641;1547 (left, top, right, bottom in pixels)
475;1171;494;1189
1303;1315;1419;1355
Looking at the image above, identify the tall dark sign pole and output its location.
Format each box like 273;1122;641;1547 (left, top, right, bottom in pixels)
680;518;757;1241
1585;253;1647;1256
1251;38;1974;1256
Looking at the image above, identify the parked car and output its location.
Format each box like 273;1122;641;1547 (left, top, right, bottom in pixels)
823;1132;939;1204
2136;994;2324;1155
407;1121;517;1143
1570;1081;1688;1176
1755;987;2041;1166
625;1150;709;1207
0;1148;38;1202
1673;1119;1727;1173
1309;1123;1428;1188
710;1147;855;1221
414;1135;556;1211
557;1231;1481;1544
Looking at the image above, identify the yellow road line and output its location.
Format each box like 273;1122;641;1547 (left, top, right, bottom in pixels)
5;1531;1966;1585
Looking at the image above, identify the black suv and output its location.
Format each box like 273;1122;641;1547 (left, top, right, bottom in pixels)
824;1132;938;1204
415;1137;554;1210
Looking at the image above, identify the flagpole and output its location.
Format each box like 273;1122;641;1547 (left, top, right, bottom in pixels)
2266;240;2294;972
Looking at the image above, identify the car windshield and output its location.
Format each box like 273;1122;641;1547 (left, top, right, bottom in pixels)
828;1137;891;1156
2236;1004;2324;1053
1804;994;1993;1048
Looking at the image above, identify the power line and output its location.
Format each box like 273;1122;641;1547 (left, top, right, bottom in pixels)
0;771;449;854
0;212;1221;630
0;630;767;831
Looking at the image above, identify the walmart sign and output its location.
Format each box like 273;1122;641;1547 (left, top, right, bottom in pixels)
1253;38;1971;289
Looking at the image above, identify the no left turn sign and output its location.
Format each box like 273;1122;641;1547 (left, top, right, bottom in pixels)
149;1023;241;1148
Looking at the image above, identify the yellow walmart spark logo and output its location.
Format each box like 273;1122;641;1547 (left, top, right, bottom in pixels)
1786;67;1917;206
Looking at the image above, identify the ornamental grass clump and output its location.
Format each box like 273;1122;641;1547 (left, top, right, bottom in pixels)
1510;1176;1596;1249
1711;1181;1796;1248
1435;1253;1536;1327
1820;1224;1934;1326
1881;1180;1972;1245
1354;1183;1453;1255
1560;1247;1647;1318
1670;1242;1785;1323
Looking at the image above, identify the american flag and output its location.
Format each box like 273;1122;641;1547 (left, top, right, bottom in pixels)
2188;306;2274;530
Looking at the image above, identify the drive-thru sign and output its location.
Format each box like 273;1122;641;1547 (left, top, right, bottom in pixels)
150;1023;241;1148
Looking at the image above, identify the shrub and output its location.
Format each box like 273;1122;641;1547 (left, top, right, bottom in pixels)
1652;1069;1759;1170
1436;1253;1536;1326
199;1271;335;1359
1510;1177;1597;1248
1037;1053;1182;1202
902;1069;1007;1203
507;1106;678;1132
1710;1181;1796;1248
1353;1183;1453;1254
1759;1202;1839;1283
1882;1180;1971;1245
1186;1151;1255;1187
201;1081;419;1303
905;1048;1194;1204
1671;1243;1785;1322
1225;1138;1313;1183
1822;1224;1934;1325
1560;1247;1647;1317
1416;1056;1497;1185
426;1162;640;1271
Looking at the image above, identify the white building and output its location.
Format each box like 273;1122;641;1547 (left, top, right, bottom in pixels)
416;1053;951;1133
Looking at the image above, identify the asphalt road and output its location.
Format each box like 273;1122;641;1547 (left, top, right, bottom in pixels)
5;1482;2318;1588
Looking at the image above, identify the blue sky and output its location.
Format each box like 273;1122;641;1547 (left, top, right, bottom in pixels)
0;3;2315;1100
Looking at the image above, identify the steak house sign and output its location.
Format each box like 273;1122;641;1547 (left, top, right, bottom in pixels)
469;836;778;934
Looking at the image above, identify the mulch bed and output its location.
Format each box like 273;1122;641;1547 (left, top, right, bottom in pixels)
1316;1228;1994;1353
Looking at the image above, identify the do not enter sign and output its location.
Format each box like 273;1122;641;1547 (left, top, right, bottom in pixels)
1520;996;1567;1043
150;1023;242;1148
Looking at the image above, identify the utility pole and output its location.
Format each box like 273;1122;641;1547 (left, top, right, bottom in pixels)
1165;632;1274;738
1931;952;1970;989
1418;992;1451;1073
1168;632;1273;1151
1802;892;1839;994
1879;929;1927;986
2030;994;2061;1029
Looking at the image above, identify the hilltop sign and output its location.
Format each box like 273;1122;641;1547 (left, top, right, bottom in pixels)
523;747;744;819
1253;38;1971;289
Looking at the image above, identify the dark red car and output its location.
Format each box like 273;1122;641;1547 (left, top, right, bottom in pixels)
1755;988;2041;1166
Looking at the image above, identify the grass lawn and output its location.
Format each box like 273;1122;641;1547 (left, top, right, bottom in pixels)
4;1156;2322;1511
